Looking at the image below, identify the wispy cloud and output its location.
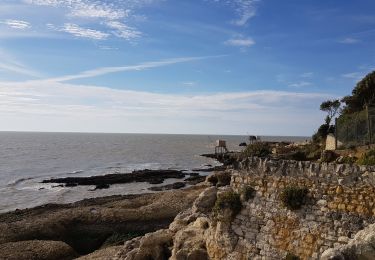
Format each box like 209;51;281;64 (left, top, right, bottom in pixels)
212;0;261;26
36;56;224;82
105;21;141;41
24;0;150;42
58;23;109;40
0;49;41;77
232;0;260;26
225;37;255;47
300;72;314;78
339;37;360;44
182;82;196;86
25;0;128;20
1;19;31;29
288;81;312;88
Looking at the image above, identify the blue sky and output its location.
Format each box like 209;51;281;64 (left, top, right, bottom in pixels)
0;0;374;135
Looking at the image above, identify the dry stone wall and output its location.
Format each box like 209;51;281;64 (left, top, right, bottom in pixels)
229;157;375;259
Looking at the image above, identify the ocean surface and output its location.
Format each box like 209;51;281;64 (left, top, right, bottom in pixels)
0;132;308;213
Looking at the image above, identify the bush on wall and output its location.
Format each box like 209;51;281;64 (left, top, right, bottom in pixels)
280;186;309;210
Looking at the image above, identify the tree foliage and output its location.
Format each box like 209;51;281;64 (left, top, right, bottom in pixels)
320;99;341;125
341;70;375;113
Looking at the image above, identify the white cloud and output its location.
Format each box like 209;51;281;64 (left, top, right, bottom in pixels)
105;21;141;40
25;0;127;20
339;38;360;44
24;0;147;42
182;82;196;86
60;23;109;40
1;19;31;29
0;78;331;134
225;37;255;47
288;81;312;88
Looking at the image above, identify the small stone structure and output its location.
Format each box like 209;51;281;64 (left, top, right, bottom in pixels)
226;157;375;259
215;140;228;155
325;133;337;150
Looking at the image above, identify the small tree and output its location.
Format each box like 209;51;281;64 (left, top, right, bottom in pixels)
313;99;340;142
320;99;341;125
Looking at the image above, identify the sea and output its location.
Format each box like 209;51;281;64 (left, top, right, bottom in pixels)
0;132;309;213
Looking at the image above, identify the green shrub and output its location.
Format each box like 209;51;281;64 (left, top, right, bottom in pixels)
284;252;300;260
216;172;231;187
214;191;242;219
243;142;271;157
357;149;375;165
280;186;308;210
338;155;357;164
241;186;255;201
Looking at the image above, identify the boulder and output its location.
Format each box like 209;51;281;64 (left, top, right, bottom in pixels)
192;186;217;214
115;229;173;260
0;240;78;260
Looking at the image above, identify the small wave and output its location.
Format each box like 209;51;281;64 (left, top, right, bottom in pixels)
7;177;35;187
67;170;84;175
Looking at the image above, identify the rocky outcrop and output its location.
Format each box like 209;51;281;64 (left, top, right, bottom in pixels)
321;223;375;260
42;169;186;187
0;240;78;260
0;185;206;258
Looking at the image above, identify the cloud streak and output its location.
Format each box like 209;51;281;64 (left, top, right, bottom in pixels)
1;19;31;29
339;37;360;44
225;37;255;47
40;56;225;82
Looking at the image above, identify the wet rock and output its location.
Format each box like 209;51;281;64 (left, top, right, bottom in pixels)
43;169;186;188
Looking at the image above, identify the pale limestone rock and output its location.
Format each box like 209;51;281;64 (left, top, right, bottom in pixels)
321;223;375;260
192;186;217;214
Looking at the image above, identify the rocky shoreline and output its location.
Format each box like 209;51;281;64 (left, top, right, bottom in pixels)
0;158;225;260
0;184;209;259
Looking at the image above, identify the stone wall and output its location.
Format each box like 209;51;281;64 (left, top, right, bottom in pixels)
229;157;375;259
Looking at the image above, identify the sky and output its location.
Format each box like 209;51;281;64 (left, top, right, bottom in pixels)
0;0;374;136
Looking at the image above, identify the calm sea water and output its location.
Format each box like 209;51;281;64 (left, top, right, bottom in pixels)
0;132;308;213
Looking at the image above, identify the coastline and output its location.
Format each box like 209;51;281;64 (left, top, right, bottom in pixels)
0;154;226;259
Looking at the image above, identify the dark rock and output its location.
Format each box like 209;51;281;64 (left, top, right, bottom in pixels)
43;169;186;188
65;183;78;187
184;175;206;185
148;182;186;191
94;183;110;190
239;142;247;146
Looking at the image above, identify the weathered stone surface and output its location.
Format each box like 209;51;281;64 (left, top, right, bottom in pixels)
0;185;206;257
192;186;217;213
321;223;375;260
0;240;78;260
